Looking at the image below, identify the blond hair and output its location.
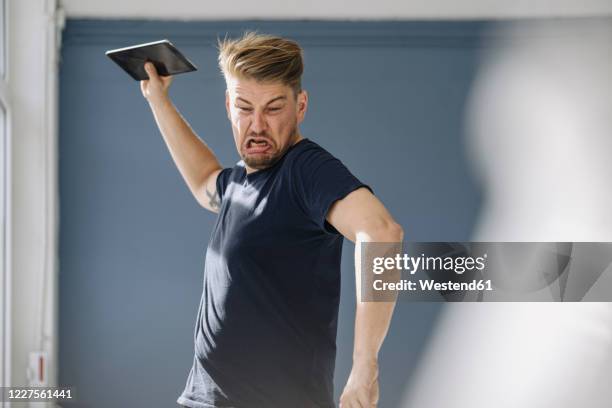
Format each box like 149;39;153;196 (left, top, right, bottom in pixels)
217;31;304;96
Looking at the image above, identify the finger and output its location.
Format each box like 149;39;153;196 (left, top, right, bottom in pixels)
356;390;370;408
143;62;159;81
341;399;362;408
340;394;364;408
161;74;174;87
370;391;379;408
370;382;379;405
343;395;365;408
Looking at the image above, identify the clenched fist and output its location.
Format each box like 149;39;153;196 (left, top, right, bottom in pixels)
339;359;380;408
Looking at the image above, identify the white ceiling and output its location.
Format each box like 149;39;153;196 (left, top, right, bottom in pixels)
60;0;612;20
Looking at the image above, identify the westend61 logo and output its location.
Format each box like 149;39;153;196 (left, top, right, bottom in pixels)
372;253;488;275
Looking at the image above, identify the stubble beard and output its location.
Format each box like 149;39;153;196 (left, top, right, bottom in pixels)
241;124;298;170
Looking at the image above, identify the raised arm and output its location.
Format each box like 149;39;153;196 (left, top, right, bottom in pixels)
141;62;223;213
327;187;403;408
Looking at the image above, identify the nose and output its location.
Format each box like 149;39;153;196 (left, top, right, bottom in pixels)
250;110;267;134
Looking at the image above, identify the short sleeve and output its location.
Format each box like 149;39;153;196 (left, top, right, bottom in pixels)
292;144;373;234
215;167;233;204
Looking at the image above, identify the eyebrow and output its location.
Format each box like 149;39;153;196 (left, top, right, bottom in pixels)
236;96;287;106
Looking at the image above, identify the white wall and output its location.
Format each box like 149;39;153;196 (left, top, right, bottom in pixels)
60;0;612;20
8;0;61;401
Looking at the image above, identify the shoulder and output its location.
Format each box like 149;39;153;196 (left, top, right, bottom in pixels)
286;138;343;174
285;138;368;195
289;138;337;159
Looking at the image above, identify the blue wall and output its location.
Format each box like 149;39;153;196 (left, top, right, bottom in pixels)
59;20;484;407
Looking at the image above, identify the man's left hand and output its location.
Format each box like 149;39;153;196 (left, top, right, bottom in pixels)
339;358;379;408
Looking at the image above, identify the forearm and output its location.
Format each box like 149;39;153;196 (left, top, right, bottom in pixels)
147;97;222;200
352;225;401;363
353;301;396;363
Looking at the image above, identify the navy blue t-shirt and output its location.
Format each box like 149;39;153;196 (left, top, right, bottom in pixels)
177;138;371;408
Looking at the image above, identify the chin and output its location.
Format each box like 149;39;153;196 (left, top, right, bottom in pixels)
243;155;279;169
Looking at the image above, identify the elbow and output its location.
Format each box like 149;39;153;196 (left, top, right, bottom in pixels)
386;220;404;242
357;218;404;243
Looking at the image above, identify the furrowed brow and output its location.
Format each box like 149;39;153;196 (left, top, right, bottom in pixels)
265;96;287;105
236;97;253;105
236;95;287;106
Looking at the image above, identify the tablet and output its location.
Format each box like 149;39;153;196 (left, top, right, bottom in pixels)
105;39;198;81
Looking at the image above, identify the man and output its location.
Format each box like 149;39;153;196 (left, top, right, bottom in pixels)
141;31;402;408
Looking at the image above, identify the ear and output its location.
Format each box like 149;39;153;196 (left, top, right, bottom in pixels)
225;90;231;120
296;90;308;124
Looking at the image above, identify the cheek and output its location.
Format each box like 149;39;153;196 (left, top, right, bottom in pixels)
231;114;248;135
273;112;296;133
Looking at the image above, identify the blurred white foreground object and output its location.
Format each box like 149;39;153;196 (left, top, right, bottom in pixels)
401;19;612;408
